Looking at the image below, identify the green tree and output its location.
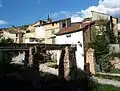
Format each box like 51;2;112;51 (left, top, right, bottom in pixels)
0;37;14;65
0;37;14;44
90;19;114;72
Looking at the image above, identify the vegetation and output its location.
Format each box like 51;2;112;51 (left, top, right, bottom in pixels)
0;62;96;91
0;37;17;65
109;69;120;74
47;63;58;69
12;24;29;30
90;19;115;72
95;74;120;81
0;37;14;44
21;24;29;30
94;84;120;91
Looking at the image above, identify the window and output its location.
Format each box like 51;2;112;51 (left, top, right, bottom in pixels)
16;34;18;37
66;35;71;38
36;38;45;42
62;23;66;28
26;30;30;33
67;19;71;26
52;23;54;26
60;20;66;29
16;38;18;42
29;38;35;42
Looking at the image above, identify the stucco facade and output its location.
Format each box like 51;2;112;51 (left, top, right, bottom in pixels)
91;11;119;37
27;20;46;32
24;26;45;43
55;21;95;70
26;18;71;44
0;31;18;43
44;22;60;44
56;31;84;70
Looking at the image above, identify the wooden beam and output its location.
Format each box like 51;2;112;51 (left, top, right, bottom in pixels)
0;49;29;51
0;44;74;50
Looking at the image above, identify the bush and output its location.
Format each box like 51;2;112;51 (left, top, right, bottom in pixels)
48;63;58;69
95;84;120;91
109;69;120;74
95;74;120;81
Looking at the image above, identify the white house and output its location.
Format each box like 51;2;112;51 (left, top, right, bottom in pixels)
55;22;94;70
25;26;45;43
0;30;17;42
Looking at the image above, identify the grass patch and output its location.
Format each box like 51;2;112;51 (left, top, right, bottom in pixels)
109;69;120;74
95;74;120;81
95;84;120;91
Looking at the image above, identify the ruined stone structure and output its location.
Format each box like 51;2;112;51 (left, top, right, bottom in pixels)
86;48;96;75
0;43;77;80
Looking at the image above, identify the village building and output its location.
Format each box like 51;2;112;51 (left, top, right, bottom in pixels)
25;17;71;44
55;21;95;70
0;29;25;43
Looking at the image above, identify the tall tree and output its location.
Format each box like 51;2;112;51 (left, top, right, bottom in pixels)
90;19;114;72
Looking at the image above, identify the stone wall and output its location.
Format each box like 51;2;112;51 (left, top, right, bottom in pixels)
110;57;120;69
86;48;96;75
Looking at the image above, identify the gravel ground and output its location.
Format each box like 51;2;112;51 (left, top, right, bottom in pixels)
93;77;120;87
98;72;120;76
40;63;120;88
39;63;58;75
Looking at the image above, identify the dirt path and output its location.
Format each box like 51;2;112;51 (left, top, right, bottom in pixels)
94;77;120;87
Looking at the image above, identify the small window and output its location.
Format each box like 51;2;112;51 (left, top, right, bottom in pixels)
61;20;66;29
62;23;66;28
66;35;71;38
16;38;18;42
26;30;30;33
16;34;18;37
52;23;54;26
30;38;35;42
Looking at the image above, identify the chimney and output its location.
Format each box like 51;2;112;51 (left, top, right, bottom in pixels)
47;14;52;23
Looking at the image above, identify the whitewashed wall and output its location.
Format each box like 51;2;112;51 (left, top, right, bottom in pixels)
25;26;45;43
2;31;16;42
92;11;110;20
35;26;45;38
56;31;84;70
25;32;35;43
2;31;16;38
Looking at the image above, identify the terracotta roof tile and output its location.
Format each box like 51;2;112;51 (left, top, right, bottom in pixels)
56;23;81;35
56;21;94;35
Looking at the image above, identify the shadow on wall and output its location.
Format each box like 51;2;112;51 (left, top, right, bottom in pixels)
0;63;97;91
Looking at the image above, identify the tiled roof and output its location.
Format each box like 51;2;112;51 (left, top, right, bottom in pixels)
7;28;25;34
56;21;94;35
